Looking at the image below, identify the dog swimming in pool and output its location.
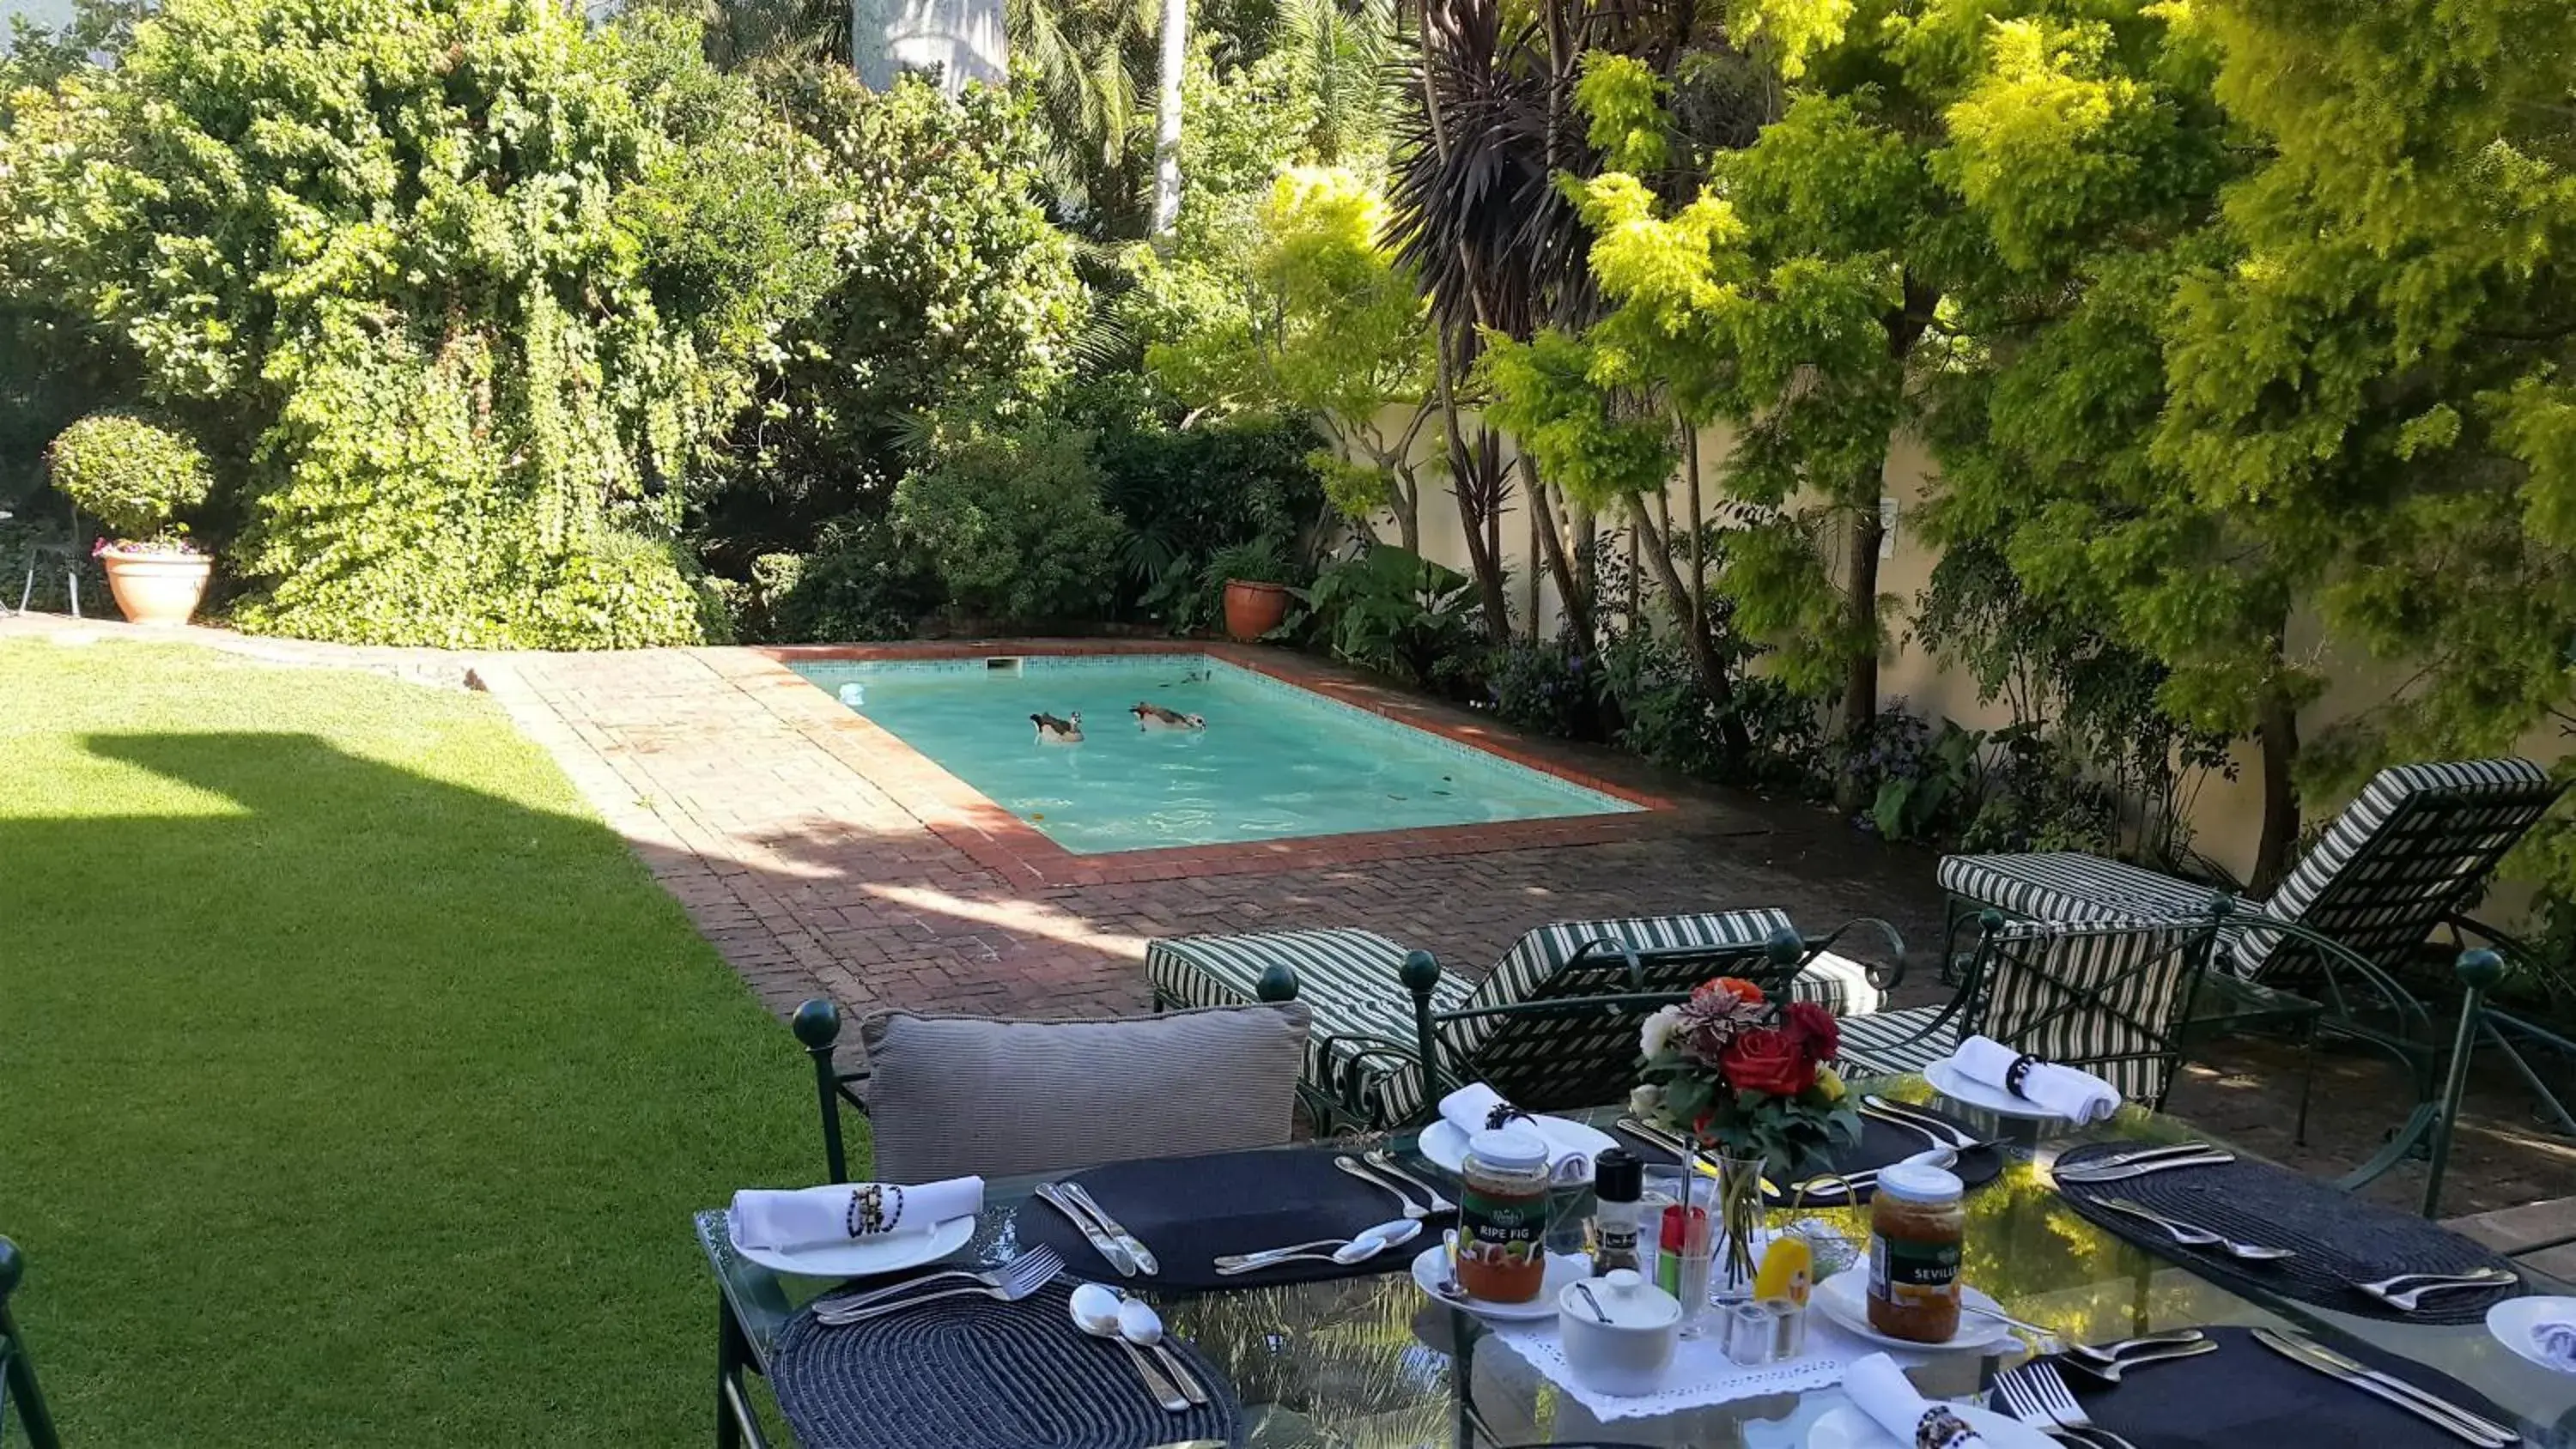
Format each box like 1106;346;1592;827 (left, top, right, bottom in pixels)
1129;701;1206;731
1031;711;1084;744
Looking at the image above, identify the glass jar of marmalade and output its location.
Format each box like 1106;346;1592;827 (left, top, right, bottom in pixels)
1457;1126;1552;1303
1866;1161;1965;1343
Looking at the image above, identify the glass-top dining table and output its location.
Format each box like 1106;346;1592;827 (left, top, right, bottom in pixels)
695;1077;2576;1447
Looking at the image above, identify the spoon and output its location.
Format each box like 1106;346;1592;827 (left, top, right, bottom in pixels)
1431;1229;1469;1302
1214;1219;1419;1275
1070;1282;1189;1411
1115;1296;1209;1407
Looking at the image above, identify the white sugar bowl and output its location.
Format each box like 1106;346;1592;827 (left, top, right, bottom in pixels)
1556;1268;1682;1396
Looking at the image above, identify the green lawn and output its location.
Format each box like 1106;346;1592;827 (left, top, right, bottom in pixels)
0;637;821;1445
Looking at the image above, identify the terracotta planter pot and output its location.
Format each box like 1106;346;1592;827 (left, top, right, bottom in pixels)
1222;579;1290;641
100;547;213;627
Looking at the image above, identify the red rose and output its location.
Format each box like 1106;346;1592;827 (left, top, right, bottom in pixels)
1782;1001;1840;1062
1718;1026;1817;1097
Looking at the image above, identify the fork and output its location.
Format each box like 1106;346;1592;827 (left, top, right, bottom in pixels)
815;1247;1062;1325
1364;1150;1459;1214
1993;1369;2093;1444
2357;1266;2517;1312
815;1246;1066;1318
2024;1360;2141;1449
2096;1197;2295;1261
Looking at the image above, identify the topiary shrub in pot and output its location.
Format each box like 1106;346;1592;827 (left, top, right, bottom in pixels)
48;412;216;627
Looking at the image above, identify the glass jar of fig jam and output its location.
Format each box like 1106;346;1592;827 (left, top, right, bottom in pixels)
1866;1161;1965;1343
1457;1126;1552;1303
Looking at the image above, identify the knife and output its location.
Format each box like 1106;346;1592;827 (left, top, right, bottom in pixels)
2069;1141;2217;1172
1615;1117;1718;1173
1036;1183;1139;1276
2251;1327;2519;1446
2054;1151;2234;1184
1062;1182;1160;1276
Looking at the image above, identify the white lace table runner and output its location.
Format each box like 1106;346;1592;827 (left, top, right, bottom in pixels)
1487;1305;1929;1422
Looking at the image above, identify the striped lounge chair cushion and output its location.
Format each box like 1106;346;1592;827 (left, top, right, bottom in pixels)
1150;912;1895;1126
1936;853;2230;926
1145;928;1471;1117
2237;758;2557;983
1837;1006;1955;1078
1444;910;1887;1124
1941;758;2557;985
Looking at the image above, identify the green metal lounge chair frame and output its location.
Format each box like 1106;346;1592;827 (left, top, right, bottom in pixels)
1837;907;2230;1112
1938;760;2562;1117
2384;948;2576;1219
1937;760;2562;991
1242;917;1905;1133
0;1240;59;1449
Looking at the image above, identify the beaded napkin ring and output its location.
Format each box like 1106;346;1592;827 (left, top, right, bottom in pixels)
1482;1102;1537;1131
1915;1407;1978;1449
847;1184;907;1237
2002;1053;2039;1098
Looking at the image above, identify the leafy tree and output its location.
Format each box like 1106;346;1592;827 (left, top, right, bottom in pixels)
2148;0;2576;894
693;71;1084;573
892;418;1127;624
1148;167;1439;551
1;0;837;646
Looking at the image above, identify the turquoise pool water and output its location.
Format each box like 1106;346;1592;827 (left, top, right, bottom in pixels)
790;654;1639;854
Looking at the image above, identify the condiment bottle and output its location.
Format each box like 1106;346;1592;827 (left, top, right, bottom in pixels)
1590;1149;1643;1277
1457;1126;1552;1303
1865;1161;1965;1343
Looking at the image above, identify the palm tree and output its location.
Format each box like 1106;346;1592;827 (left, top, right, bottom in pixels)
1011;0;1157;232
1150;0;1187;233
1390;0;1762;748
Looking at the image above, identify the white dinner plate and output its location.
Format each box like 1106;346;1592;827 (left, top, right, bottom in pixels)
729;1213;979;1278
1811;1267;2018;1354
1923;1057;2066;1121
1807;1402;2056;1449
2488;1295;2576;1374
1409;1243;1592;1321
1419;1115;1620;1175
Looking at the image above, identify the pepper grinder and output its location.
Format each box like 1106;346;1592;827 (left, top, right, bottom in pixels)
1590;1148;1643;1277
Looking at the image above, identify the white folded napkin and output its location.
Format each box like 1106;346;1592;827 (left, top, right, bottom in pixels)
728;1177;985;1252
2533;1319;2576;1372
1439;1082;1596;1174
1953;1035;2121;1125
1845;1352;1986;1447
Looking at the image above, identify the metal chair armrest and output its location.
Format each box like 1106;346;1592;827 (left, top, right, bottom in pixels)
1804;915;1908;991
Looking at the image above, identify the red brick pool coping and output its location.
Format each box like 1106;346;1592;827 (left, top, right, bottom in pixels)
746;640;1678;887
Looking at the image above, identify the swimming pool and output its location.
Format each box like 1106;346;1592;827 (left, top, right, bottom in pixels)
789;654;1640;854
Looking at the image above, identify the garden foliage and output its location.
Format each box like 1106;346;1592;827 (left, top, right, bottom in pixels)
1;0;835;646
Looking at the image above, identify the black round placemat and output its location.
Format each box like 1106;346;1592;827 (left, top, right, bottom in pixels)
1609;1109;2004;1207
2001;1325;2520;1447
2050;1142;2520;1325
774;1280;1242;1449
1012;1146;1450;1289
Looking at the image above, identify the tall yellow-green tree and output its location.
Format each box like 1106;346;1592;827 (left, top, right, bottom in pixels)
2151;0;2576;893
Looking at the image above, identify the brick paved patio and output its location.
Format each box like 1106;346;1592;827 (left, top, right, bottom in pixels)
477;642;1947;1022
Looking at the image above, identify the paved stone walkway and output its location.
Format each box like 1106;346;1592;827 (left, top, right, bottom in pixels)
10;611;2573;1214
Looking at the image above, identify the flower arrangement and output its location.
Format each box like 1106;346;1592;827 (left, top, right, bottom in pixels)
1631;978;1863;1179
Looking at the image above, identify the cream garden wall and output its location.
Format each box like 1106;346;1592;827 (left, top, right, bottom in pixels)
1361;408;2565;896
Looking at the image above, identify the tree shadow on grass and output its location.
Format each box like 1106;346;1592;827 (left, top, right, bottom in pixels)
3;729;817;1446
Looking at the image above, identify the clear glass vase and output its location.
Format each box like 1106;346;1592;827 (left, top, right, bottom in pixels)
1705;1145;1767;1306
